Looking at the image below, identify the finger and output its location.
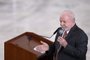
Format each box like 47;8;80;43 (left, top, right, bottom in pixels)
57;37;63;42
58;36;62;39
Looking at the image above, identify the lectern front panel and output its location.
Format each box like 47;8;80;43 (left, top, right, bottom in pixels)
5;32;53;60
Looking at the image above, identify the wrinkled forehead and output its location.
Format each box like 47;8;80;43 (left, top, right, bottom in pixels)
60;14;72;22
60;10;74;19
60;10;75;21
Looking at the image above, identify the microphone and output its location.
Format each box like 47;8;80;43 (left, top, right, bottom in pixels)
43;27;64;39
54;28;64;60
42;28;61;39
58;28;64;36
57;28;66;52
53;27;64;37
53;28;60;35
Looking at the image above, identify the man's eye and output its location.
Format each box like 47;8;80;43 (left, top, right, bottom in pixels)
63;21;66;23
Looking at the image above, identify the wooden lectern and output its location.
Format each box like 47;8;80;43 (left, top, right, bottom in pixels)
4;32;53;60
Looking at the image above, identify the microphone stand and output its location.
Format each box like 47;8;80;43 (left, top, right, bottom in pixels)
41;34;54;39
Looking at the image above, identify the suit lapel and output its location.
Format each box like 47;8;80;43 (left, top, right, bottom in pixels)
65;24;77;41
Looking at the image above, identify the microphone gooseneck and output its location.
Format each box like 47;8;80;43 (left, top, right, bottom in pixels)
41;27;64;39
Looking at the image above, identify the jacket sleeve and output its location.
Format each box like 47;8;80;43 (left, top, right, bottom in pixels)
63;32;88;58
47;43;55;53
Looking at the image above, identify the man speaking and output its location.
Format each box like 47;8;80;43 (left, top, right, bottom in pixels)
34;10;88;60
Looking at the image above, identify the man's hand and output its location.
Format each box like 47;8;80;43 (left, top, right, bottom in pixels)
34;41;49;53
57;36;68;48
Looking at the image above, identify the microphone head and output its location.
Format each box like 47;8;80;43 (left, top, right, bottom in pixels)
59;28;64;36
53;27;64;36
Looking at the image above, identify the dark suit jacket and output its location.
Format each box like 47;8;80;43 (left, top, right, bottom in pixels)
38;24;88;60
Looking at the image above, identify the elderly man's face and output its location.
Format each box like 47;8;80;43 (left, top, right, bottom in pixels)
60;15;74;31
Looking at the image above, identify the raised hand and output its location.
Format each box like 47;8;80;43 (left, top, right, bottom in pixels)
34;41;49;53
57;36;68;48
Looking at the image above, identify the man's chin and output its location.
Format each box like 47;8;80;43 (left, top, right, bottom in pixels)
62;27;66;30
63;28;69;31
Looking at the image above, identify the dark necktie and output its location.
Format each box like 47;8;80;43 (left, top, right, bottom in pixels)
63;31;67;38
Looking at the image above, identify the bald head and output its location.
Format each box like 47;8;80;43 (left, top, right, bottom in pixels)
60;10;76;31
